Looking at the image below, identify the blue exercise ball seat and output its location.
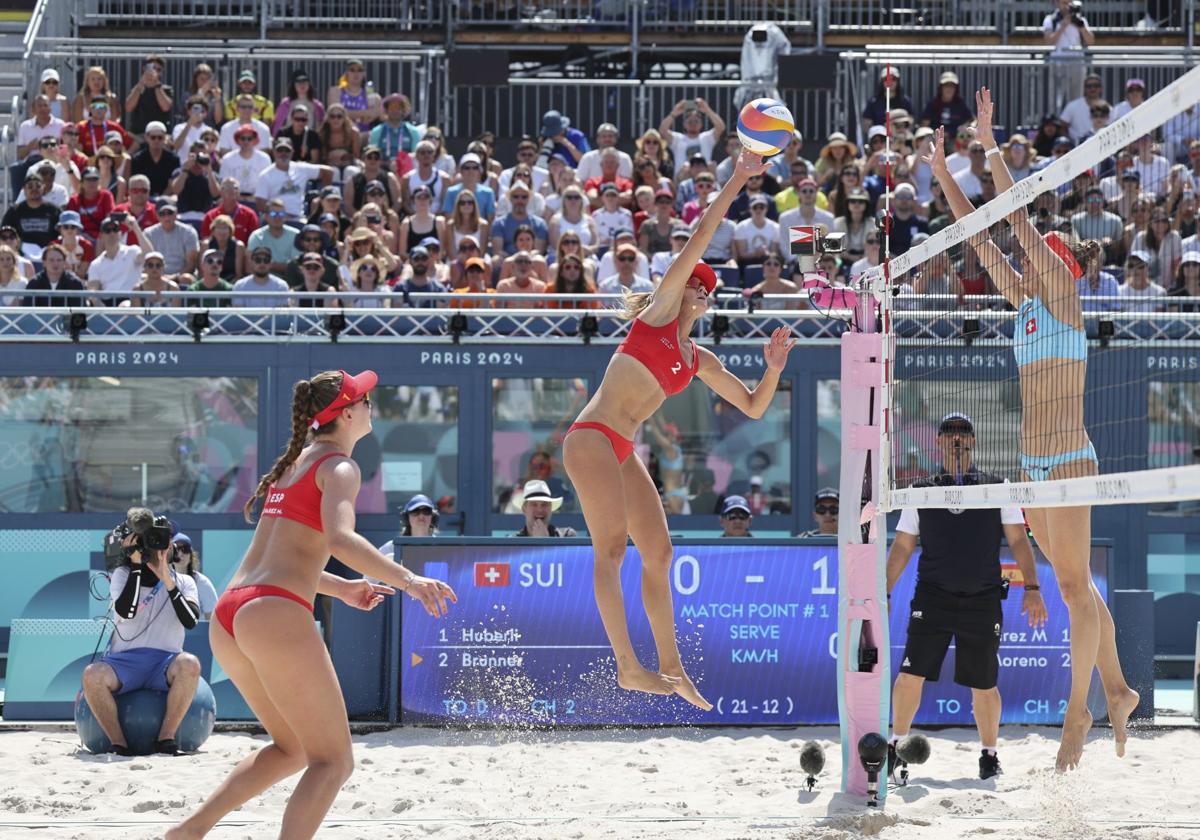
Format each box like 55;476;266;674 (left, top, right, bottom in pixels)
75;676;216;755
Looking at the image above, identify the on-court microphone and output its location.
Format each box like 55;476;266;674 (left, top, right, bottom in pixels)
799;741;825;791
858;732;889;807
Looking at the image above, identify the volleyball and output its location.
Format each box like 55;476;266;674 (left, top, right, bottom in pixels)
736;98;794;156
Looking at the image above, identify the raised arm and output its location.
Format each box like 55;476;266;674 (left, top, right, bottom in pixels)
659;100;685;141
976;88;1073;293
927;125;1023;306
642;149;767;322
695;326;795;419
320;458;456;617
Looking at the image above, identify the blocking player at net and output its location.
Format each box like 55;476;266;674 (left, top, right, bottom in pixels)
924;86;1140;773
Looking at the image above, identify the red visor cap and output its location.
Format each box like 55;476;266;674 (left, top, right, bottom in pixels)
311;369;379;429
1043;231;1083;280
690;262;718;294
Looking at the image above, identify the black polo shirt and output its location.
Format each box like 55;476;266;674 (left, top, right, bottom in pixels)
895;466;1024;593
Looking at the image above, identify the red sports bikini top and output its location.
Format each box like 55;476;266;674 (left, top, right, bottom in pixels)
615;317;699;397
260;452;343;533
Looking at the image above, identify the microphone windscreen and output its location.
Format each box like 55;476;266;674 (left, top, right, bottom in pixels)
125;507;155;534
896;733;931;765
799;741;825;775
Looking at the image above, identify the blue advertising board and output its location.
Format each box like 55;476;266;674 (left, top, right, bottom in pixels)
398;539;1108;726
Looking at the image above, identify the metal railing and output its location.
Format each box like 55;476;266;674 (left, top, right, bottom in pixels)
452;0;632;28
449;76;847;154
5;291;1200;344
844;44;1194;142
73;0;1177;35
22;38;448;129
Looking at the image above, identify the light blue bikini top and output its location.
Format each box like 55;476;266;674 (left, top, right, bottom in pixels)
1014;295;1087;368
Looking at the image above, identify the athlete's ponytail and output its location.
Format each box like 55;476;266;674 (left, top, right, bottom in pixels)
618;289;654;321
243;371;343;522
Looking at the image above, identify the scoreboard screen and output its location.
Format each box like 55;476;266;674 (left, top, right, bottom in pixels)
397;540;1107;726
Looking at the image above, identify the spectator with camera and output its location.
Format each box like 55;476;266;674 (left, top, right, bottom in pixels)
81;508;202;756
167;142;221;229
124;54;174;139
1043;0;1095;111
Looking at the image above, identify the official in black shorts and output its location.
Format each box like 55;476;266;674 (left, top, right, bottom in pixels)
886;412;1047;780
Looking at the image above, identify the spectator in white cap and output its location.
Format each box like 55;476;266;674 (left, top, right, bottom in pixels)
122;250;180;307
442;152;496;219
34;68;68;120
18;94;65;159
511;479;576;537
129;121;178;198
575;123;633;183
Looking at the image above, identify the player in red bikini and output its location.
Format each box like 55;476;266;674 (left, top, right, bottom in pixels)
168;369;455;840
563;150;795;710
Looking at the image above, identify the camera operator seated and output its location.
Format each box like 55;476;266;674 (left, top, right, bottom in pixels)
82;514;202;756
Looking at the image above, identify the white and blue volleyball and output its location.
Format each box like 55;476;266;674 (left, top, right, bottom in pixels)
736;98;795;156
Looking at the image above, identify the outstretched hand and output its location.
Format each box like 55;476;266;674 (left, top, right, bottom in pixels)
921;126;948;173
407;575;458;618
340;579;394;611
734;150;771;180
762;326;797;371
975;87;995;147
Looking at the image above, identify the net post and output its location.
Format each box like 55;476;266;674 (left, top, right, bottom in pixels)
836;267;891;802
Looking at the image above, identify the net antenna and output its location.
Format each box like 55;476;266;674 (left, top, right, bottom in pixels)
859;63;1200;513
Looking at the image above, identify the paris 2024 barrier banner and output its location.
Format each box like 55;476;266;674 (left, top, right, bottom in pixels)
398;539;1108;726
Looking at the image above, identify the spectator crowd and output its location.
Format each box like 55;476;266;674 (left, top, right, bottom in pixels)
2;53;1198;315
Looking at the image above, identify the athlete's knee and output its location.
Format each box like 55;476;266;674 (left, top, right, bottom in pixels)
307;751;355;784
1057;573;1092;605
593;539;627;568
972;686;1001;702
640;544;673;573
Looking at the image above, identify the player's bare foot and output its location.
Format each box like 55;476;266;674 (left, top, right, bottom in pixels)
1107;687;1140;757
1056;706;1093;772
617;667;680;695
164;824;203;840
662;669;713;711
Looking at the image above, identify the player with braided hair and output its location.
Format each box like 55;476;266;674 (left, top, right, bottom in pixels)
169;369;455;840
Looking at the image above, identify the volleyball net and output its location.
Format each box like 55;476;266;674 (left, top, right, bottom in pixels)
868;64;1200;512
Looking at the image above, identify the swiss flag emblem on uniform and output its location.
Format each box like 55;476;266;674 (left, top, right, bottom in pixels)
1025;317;1037;335
474;562;510;587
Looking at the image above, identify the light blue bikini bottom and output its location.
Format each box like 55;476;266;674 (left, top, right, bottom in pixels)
1020;441;1098;482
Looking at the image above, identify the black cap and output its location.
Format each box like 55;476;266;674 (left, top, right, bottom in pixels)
814;487;839;504
938;412;975;434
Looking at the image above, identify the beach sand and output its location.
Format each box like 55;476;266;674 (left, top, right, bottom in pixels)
0;724;1197;840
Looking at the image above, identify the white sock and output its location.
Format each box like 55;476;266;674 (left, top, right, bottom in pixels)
983;747;997;756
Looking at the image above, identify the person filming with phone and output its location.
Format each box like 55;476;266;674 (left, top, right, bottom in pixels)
81;507;202;756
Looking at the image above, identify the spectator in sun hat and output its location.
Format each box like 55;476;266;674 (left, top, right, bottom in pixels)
537;109;590;168
369;92;421;163
919;71;973;138
511;479;576;537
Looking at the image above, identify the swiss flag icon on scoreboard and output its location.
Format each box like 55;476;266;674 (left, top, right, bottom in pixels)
474;561;511;587
789;226;816;246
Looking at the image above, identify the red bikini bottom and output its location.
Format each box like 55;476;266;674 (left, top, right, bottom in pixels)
567;421;635;465
213;584;314;639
